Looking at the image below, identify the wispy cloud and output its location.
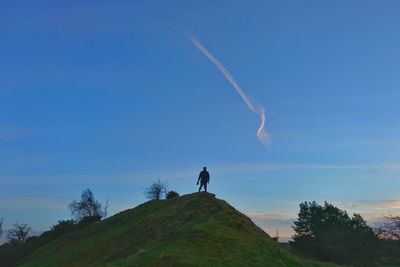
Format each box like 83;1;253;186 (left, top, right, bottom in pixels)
358;199;400;211
372;199;400;210
213;162;400;174
189;34;270;149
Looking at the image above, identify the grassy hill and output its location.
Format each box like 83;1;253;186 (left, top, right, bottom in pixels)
1;192;335;266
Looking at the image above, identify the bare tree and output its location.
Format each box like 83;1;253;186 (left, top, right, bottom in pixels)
68;189;108;221
145;179;168;200
7;223;32;244
377;214;400;240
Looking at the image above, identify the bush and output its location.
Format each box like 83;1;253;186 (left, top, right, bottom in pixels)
50;220;77;235
78;215;102;225
166;191;179;199
291;201;380;266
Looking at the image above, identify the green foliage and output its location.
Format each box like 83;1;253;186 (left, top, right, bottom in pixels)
0;193;334;267
291;201;380;266
166;190;179;199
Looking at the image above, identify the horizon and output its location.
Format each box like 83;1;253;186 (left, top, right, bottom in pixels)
1;1;400;243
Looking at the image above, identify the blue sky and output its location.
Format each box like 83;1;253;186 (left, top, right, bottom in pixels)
1;1;400;240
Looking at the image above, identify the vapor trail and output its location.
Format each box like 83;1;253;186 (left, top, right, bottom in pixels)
189;35;270;148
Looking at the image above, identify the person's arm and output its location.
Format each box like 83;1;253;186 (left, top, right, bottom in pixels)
207;172;210;183
196;173;201;184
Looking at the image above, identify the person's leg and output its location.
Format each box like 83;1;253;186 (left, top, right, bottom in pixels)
204;182;207;192
198;183;203;192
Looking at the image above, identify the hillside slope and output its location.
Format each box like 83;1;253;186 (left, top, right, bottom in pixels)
12;192;333;266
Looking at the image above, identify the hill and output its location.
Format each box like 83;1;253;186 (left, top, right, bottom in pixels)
1;192;335;266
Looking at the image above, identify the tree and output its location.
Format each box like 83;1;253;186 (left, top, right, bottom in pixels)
68;189;108;221
166;190;179;199
291;201;380;266
377;214;400;240
144;179;168;200
7;223;32;244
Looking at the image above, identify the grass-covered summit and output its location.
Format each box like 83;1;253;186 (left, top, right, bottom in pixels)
6;192;334;266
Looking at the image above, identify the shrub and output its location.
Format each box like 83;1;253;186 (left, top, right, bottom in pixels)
78;215;102;226
166;191;179;199
50;220;77;235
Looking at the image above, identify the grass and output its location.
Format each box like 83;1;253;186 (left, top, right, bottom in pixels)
2;192;336;266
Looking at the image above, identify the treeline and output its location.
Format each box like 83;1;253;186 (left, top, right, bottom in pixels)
289;201;400;266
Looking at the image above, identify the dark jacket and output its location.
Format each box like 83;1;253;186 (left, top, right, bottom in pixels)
198;170;210;184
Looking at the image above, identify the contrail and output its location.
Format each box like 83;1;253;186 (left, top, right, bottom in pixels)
189;34;270;148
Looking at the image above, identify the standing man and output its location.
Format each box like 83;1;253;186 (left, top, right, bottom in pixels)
196;167;210;192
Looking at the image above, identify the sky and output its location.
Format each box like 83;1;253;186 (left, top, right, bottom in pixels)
1;1;400;241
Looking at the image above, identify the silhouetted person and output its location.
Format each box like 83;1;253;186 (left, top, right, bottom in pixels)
196;167;210;192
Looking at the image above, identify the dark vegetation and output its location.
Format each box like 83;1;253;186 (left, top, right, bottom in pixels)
290;201;382;266
377;215;400;265
166;190;179;199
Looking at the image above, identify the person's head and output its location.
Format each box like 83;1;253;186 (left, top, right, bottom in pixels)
203;167;207;171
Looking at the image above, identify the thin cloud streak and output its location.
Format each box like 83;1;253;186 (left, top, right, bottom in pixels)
362;199;400;211
212;162;400;175
189;34;270;149
0;196;67;210
1;162;400;185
